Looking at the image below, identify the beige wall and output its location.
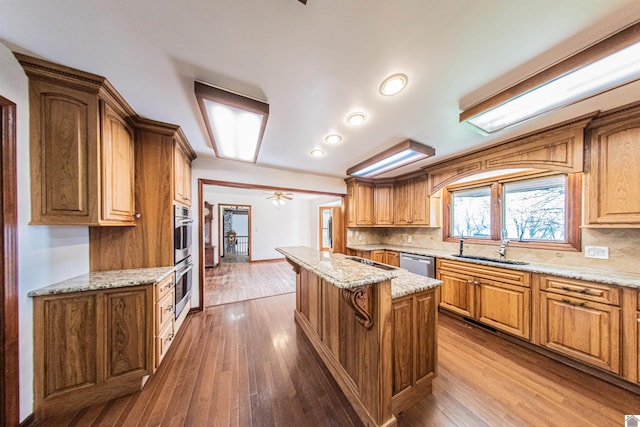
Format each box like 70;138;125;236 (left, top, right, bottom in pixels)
348;226;640;275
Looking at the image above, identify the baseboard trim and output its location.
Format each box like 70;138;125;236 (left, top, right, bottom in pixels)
251;257;285;263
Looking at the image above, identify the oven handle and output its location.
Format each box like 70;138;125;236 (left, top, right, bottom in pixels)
175;263;193;280
177;218;194;225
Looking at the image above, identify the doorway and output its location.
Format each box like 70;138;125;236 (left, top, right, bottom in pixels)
1;95;19;425
219;204;251;263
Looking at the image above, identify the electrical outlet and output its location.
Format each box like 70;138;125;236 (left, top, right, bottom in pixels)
407;236;413;244
584;245;609;259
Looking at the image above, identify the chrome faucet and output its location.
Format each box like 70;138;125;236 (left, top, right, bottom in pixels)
459;237;465;256
497;230;509;259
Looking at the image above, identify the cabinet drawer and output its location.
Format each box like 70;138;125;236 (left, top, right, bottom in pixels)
156;291;174;332
156;275;175;301
437;259;530;287
540;276;620;306
156;322;174;368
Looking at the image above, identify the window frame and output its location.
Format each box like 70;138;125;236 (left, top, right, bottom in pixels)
443;171;581;251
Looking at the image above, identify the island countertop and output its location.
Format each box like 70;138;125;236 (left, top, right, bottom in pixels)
276;246;441;298
27;266;175;297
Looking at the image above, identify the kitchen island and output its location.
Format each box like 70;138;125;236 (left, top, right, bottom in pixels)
276;246;442;427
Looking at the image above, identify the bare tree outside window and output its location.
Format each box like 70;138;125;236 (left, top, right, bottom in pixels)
504;175;566;241
452;186;491;238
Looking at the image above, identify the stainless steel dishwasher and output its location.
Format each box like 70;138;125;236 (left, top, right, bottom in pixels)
399;253;435;278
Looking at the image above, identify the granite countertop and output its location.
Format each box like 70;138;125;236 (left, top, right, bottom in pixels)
277;246;442;298
28;266;176;297
347;244;640;289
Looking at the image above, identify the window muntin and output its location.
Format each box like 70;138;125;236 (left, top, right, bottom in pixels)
451;186;491;238
503;175;566;242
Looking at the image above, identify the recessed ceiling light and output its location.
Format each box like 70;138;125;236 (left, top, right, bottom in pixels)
380;73;408;96
346;112;367;126
324;134;343;144
310;148;325;157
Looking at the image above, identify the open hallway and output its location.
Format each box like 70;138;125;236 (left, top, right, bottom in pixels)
38;292;639;426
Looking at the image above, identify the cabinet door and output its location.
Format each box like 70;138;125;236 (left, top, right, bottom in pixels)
415;291;437;382
386;251;400;267
438;269;475;318
394;179;411;225
477;280;530;339
586;116;640;225
174;143;185;203
182;155;192;206
371;250;386;263
31;80;99;224
346;181;358;227
105;288;150;379
374;183;394;225
101;103;135;223
410;175;429;225
392;298;413;396
540;292;620;373
356;182;375;225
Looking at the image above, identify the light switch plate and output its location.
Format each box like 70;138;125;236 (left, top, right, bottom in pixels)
584;245;609;259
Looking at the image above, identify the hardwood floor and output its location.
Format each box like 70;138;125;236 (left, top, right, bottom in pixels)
38;293;639;427
204;260;295;307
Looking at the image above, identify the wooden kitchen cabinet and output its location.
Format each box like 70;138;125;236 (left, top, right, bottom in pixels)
394;172;429;226
89;118;196;271
538;275;621;374
346;178;375;226
391;288;437;414
372;250;386;263
155;275;175;368
585;103;640;226
17;53;137;226
32;285;154;420
374;181;394;225
386;250;400;267
174;138;193;206
437;259;531;340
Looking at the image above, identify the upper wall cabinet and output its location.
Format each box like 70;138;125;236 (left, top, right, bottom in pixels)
174;136;195;207
585;103;640;227
346;178;374;227
345;172;440;228
17;53;137;226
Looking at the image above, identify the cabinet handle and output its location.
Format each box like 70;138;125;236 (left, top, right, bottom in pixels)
637;318;640;323
467;279;473;285
166;305;174;312
473;281;479;286
561;298;587;307
579;288;595;295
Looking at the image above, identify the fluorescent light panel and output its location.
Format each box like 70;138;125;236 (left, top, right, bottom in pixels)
347;139;435;178
195;81;269;163
461;23;640;134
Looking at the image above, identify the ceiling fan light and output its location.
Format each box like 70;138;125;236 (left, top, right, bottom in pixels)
346;112;367;126
380;73;408;96
272;199;279;205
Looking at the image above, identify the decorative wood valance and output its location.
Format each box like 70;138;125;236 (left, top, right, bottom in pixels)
424;114;597;194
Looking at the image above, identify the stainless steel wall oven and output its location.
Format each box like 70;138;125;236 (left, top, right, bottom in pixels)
174;206;193;319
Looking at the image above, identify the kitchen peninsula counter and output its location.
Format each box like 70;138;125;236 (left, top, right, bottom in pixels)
277;246;442;427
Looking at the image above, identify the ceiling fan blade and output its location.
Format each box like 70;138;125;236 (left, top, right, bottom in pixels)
298;0;307;4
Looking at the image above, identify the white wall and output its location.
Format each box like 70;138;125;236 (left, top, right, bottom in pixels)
192;157;347;306
0;42;90;421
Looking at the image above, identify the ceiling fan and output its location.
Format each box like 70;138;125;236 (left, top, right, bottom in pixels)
298;0;307;4
265;191;294;205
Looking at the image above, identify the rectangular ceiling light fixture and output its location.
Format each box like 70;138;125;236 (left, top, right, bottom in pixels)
460;22;640;134
195;81;269;163
347;139;435;178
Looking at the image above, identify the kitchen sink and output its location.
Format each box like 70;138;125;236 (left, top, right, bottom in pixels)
345;256;399;271
452;254;529;265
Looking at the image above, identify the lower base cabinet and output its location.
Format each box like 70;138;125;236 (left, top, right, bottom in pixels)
540;292;620;374
32;274;179;421
437;259;531;340
391;289;437;414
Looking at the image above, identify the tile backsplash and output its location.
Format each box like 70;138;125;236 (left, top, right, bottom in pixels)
347;227;640;275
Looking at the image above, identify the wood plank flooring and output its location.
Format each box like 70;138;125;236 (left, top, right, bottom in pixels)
204;260;295;307
38;293;640;427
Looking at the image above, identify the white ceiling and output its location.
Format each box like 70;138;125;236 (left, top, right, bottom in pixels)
2;1;640;179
